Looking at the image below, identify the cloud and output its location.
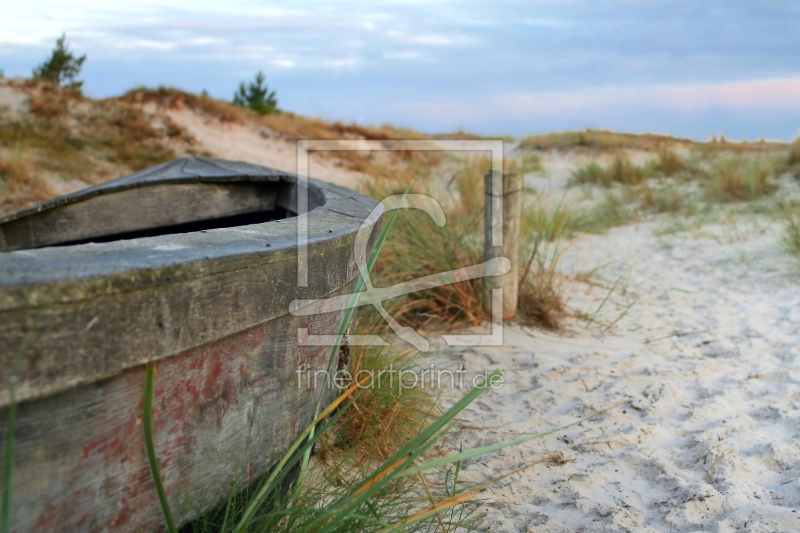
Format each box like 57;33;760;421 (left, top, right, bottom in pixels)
3;0;800;140
398;77;800;123
390;76;800;139
384;30;472;46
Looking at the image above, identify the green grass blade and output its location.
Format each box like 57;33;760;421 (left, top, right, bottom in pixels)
299;188;410;488
452;441;463;495
586;271;623;326
142;364;178;533
316;186;410;410
399;405;617;478
295;371;502;532
373;481;492;533
232;383;367;532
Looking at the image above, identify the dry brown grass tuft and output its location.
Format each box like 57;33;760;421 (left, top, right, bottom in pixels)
17;81;82;119
517;275;564;330
652;148;693;176
515;196;571;329
29;93;67;118
608;153;647;185
359;151;570;331
0;146;51;212
327;337;437;462
359;154;488;329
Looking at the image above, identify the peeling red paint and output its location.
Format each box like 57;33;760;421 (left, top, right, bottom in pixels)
16;313;339;532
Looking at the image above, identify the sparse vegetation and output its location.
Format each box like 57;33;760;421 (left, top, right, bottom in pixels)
517;236;565;329
506;151;542;175
637;182;686;213
0;81;209;212
569;161;607;186
520;129;693;152
651;148;693;177
120;86;433;173
32;33;86;89
0;144;51;212
704;156;777;203
520;129;786;155
569;153;648;186
520;194;582;242
786;137;800;169
778;201;800;256
578;190;640;233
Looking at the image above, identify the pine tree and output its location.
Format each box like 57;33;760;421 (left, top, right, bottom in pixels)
233;71;278;115
33;33;86;88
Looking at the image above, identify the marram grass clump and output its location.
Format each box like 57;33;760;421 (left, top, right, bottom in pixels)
704;156;777;203
569;153;648;187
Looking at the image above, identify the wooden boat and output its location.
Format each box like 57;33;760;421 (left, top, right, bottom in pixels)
0;157;379;532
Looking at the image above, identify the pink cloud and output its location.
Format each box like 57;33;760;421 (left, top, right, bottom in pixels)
396;77;800;126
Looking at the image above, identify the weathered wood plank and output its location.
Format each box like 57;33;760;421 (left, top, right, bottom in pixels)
2;289;350;533
0;183;279;251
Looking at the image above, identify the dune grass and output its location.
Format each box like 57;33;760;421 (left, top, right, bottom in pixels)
786;138;800;169
0;143;51;212
637;182;687;213
327;342;437;463
777;201;800;256
569;153;648;187
519;129;786;154
517;236;565;329
359;154;487;329
0;80;188;212
650;148;696;177
560;145;792;238
703;155;778;203
519;129;696;152
358;152;570;331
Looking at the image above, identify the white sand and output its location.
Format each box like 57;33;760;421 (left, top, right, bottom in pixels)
434;212;800;532
163;107;367;189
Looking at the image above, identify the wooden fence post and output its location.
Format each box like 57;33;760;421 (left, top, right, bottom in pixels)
483;171;522;320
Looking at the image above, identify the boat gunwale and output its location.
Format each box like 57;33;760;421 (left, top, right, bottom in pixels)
0;157;381;407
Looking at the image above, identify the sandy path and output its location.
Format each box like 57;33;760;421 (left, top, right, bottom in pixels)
436;213;800;532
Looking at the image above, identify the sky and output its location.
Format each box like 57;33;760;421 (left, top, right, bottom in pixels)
2;0;800;141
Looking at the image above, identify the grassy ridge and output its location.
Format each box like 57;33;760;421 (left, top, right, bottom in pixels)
519;128;787;153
